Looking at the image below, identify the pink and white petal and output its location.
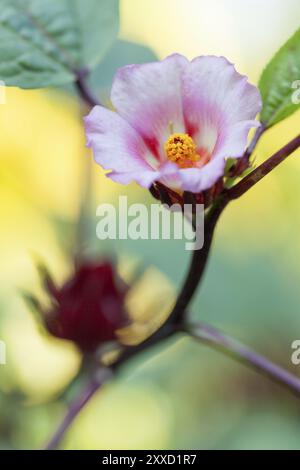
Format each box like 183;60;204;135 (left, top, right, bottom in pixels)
213;120;261;160
111;54;189;159
116;157;227;194
177;157;226;193
84;106;153;174
109;169;159;188
155;158;226;193
182;56;262;154
155;161;183;189
109;161;180;189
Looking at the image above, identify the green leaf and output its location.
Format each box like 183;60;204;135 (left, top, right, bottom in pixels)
0;0;119;89
259;27;300;127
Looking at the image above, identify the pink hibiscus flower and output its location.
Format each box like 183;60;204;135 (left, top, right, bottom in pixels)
84;54;262;194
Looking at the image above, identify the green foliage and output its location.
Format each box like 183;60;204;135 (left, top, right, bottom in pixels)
259;27;300;127
0;0;119;88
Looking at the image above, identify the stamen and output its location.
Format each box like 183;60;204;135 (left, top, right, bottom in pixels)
164;133;200;168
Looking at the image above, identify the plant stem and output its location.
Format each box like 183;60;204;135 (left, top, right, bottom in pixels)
75;69;100;108
44;368;112;450
113;195;230;364
167;195;229;325
165;132;300;328
185;322;300;396
48;73;300;448
228;133;300;199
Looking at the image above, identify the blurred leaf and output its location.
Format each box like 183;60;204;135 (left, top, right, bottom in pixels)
72;0;119;70
0;0;119;88
0;390;23;448
259;27;300;126
89;39;158;92
221;408;300;450
44;213;76;257
193;247;300;340
21;291;42;315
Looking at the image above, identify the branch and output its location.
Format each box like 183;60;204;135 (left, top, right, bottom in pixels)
167;195;229;325
228;133;300;199
75;69;100;108
185;322;300;396
45;76;300;448
113;195;230;365
44;367;112;450
143;128;267;329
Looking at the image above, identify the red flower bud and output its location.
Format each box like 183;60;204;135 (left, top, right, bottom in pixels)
43;261;128;353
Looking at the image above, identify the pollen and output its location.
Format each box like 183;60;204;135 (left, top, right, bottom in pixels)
164;133;199;168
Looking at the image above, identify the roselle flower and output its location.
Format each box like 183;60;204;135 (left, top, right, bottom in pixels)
84;54;262;195
43;261;128;353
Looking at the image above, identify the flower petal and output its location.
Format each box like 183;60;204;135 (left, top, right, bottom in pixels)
153;158;225;193
84;105;154;174
213;120;260;160
177;157;226;192
111;162;180;189
109;169;159;188
111;54;189;160
182;56;262;158
86;56;262;195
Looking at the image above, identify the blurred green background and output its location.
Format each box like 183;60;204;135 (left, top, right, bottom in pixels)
1;0;300;450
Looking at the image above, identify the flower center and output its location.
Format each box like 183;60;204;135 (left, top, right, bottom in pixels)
164;133;200;168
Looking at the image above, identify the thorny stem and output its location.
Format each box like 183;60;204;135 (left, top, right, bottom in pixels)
185;322;300;397
45;75;300;449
